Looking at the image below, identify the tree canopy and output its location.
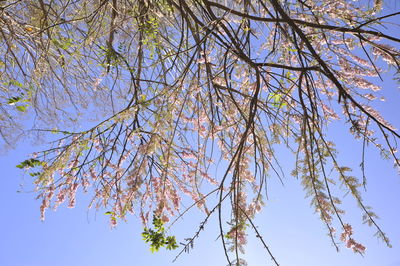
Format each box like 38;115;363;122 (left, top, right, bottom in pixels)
2;0;400;265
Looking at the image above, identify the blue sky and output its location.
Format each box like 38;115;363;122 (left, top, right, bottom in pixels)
2;2;400;266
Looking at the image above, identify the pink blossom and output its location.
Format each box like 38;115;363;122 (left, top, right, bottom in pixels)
40;198;49;221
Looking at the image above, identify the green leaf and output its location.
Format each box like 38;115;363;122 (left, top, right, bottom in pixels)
16;105;28;112
9;79;24;88
29;172;42;177
7;96;22;105
268;92;287;108
16;159;45;169
165;236;178;250
52;37;73;50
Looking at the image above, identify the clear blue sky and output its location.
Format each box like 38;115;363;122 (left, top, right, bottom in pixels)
1;2;400;266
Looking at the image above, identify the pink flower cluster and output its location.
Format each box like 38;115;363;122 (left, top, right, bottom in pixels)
340;224;366;253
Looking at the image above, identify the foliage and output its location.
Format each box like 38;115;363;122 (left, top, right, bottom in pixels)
2;0;400;265
16;158;45;169
142;214;179;252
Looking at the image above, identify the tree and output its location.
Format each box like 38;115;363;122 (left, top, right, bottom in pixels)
2;0;400;264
